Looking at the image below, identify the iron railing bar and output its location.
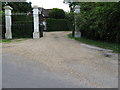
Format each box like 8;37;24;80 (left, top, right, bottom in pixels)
11;13;41;16
12;13;30;15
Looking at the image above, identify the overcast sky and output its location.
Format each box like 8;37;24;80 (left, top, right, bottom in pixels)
27;0;70;12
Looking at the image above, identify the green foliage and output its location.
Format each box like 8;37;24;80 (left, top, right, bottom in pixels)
2;15;34;38
49;8;65;19
2;2;33;39
71;2;120;43
68;33;120;53
0;39;27;43
2;14;5;38
2;2;32;13
65;12;74;24
0;39;12;43
46;18;73;31
0;10;5;23
12;15;33;38
0;10;4;14
12;15;33;23
12;21;34;38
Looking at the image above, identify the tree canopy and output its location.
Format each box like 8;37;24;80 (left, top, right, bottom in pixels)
69;2;120;43
2;2;32;13
49;8;65;19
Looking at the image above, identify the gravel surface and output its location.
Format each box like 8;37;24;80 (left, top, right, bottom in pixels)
3;53;87;88
2;31;118;88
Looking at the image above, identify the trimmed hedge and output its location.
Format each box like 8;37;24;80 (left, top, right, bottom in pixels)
49;8;65;19
12;21;34;38
46;18;73;31
2;15;34;38
12;15;33;23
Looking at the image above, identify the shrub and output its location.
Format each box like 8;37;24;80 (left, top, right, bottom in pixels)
74;2;120;43
46;18;73;31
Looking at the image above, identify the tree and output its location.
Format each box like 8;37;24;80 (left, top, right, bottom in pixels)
68;2;120;43
49;8;65;19
65;12;74;23
2;2;32;13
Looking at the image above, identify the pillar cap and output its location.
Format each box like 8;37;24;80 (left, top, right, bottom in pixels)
33;5;38;9
4;6;13;10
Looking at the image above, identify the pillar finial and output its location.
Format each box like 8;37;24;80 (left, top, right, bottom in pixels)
4;6;13;10
33;5;38;9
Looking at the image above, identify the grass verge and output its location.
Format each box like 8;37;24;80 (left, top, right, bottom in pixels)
68;33;120;53
46;30;71;32
0;39;12;43
0;38;28;43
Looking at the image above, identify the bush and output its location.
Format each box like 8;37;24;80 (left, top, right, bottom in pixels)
46;18;73;31
75;2;120;43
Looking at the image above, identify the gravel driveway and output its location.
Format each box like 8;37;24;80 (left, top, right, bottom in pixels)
2;31;118;88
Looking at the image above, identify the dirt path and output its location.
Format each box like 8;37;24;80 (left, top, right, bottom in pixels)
2;31;118;88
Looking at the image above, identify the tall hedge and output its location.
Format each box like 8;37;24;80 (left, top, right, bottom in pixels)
12;15;33;23
49;8;65;19
71;2;120;43
2;15;34;39
12;21;34;38
46;18;73;31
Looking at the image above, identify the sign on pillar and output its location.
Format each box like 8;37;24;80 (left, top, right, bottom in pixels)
33;5;40;39
4;6;13;39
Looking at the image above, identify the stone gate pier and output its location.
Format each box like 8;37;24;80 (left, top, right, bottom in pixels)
4;6;13;39
33;5;40;38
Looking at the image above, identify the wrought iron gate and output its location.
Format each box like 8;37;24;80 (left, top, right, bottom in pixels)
11;13;34;38
2;5;44;39
2;13;43;39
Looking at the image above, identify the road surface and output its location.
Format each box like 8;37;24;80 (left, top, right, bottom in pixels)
2;31;118;88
